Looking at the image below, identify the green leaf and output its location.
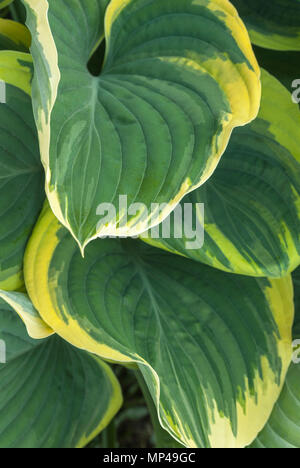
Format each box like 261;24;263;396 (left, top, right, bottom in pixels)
0;290;53;338
250;279;300;448
0;19;30;51
0;297;123;448
24;206;294;448
0;51;44;290
0;0;13;10
231;0;300;51
0;50;32;93
22;0;261;251
250;362;300;448
141;70;300;278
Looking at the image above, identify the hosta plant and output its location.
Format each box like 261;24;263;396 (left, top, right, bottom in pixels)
0;0;299;449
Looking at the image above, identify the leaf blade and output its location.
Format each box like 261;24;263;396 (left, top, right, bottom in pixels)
0;299;122;448
250;273;300;448
0;290;53;339
0;51;44;290
24;206;294;448
0;19;30;51
231;0;300;51
141;70;300;277
23;0;261;250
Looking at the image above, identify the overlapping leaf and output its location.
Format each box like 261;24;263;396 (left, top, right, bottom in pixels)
0;52;44;290
0;297;122;448
0;18;30;51
24;206;293;448
231;0;300;51
141;70;300;278
250;362;300;448
22;0;261;251
250;270;300;448
0;290;53;338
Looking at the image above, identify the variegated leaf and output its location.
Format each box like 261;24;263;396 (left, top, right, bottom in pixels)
0;18;30;51
250;268;300;448
0;297;122;448
141;70;300;278
0;52;44;290
23;206;294;448
231;0;300;51
22;0;261;251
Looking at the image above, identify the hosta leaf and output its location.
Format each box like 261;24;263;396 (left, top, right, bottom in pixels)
0;298;122;448
250;277;300;448
0;51;44;290
0;19;30;51
250;362;300;448
24;206;294;448
141;70;300;278
231;0;300;51
0;290;53;338
0;50;32;94
22;0;261;251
